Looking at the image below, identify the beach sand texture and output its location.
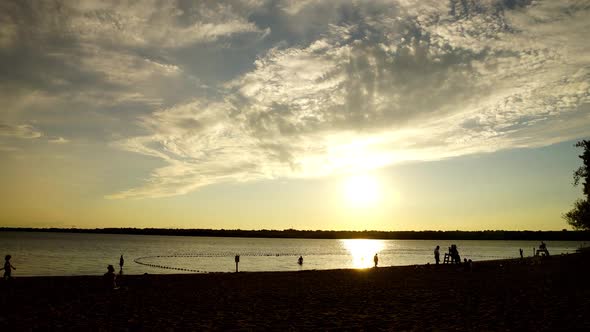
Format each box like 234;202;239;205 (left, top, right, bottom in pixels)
1;252;589;330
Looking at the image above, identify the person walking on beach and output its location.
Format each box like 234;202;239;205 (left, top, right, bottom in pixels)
373;253;379;268
1;255;16;280
298;256;303;265
434;245;440;265
119;255;124;270
519;248;523;259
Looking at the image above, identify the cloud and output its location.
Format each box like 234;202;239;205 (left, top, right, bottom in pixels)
1;0;588;198
111;0;590;198
0;0;268;91
108;99;279;198
1;0;266;49
0;0;270;144
48;137;70;144
0;123;42;139
0;145;20;152
0;123;71;148
66;1;265;48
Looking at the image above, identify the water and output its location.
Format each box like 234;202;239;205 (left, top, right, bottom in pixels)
0;231;586;276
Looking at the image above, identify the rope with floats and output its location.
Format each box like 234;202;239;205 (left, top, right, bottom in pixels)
133;256;207;273
133;252;314;273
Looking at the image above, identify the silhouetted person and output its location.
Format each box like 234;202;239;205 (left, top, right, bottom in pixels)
449;245;461;264
519;248;523;259
538;241;550;256
298;256;303;265
434;245;440;265
104;265;117;289
2;255;16;280
119;255;124;270
373;253;379;268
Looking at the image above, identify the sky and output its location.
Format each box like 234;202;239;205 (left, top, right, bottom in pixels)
0;0;589;231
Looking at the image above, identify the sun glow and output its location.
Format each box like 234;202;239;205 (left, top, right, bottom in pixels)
343;173;380;208
342;239;385;269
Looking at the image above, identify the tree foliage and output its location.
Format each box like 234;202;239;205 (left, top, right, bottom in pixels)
573;140;590;196
564;140;590;230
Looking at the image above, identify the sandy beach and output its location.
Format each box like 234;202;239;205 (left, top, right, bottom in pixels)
1;252;589;331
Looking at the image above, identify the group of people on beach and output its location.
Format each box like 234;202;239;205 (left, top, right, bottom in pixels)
1;253;124;287
432;241;550;269
434;245;461;265
433;245;472;270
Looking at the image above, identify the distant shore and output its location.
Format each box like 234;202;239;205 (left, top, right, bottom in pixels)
2;227;590;241
1;252;590;330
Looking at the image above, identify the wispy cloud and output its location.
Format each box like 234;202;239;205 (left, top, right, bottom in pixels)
0;123;42;139
0;0;269;144
67;1;266;48
48;137;70;144
108;100;274;198
2;0;266;49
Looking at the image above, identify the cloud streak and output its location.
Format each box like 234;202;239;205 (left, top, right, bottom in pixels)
0;123;42;139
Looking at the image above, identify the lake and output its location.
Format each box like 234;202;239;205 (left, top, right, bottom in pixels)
0;231;586;276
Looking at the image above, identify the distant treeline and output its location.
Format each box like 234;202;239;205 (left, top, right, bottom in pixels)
2;227;590;241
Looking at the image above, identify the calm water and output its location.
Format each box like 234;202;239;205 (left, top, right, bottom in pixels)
0;232;586;276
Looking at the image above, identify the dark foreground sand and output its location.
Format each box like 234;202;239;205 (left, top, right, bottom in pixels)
1;253;589;331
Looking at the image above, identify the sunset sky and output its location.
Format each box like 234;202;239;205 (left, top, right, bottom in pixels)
0;0;588;230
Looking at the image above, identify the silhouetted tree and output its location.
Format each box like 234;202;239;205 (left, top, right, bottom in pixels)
564;140;590;230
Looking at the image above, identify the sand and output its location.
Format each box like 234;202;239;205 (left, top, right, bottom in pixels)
1;252;589;331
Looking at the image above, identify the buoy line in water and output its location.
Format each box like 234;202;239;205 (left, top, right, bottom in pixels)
133;257;207;273
133;252;312;273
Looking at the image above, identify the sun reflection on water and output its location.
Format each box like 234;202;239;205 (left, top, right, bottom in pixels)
341;239;385;269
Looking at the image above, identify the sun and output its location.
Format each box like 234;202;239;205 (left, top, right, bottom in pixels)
341;239;385;268
343;173;380;208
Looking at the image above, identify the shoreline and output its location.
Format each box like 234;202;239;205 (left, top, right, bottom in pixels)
7;253;580;278
2;252;589;330
7;256;547;278
14;247;590;279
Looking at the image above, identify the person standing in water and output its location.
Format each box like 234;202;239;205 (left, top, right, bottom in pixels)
373;253;379;268
1;255;16;280
434;245;440;265
119;255;124;270
298;256;303;265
